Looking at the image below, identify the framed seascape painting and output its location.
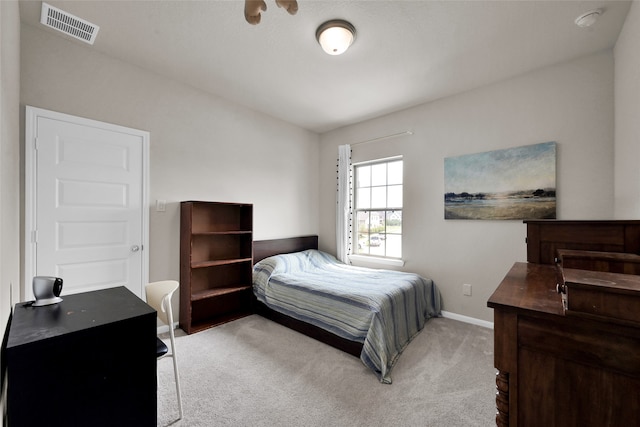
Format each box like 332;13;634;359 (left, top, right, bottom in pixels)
444;141;556;220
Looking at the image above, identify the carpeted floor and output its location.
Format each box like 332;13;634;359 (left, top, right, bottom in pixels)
157;315;496;427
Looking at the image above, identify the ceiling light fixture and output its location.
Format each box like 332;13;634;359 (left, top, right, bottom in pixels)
575;8;603;28
316;20;356;55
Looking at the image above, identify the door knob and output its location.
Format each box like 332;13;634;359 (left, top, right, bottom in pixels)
131;245;140;252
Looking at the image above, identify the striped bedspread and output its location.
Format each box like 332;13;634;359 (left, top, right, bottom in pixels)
253;250;441;384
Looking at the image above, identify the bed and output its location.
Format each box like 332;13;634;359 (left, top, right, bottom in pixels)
252;236;441;384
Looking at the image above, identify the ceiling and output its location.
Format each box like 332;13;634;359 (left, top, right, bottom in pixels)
19;0;632;134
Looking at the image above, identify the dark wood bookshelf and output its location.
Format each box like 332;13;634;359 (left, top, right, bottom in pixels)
180;201;253;334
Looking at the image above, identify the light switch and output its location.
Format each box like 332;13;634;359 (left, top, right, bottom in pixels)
463;283;472;296
156;199;166;212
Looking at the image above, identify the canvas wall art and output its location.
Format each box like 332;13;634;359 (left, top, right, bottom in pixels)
444;141;556;220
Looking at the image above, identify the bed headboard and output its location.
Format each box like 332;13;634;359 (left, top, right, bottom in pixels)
253;235;319;264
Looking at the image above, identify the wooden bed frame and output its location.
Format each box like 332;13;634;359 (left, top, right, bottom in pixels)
252;235;363;357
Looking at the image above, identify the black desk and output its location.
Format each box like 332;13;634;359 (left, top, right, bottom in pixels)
5;287;156;427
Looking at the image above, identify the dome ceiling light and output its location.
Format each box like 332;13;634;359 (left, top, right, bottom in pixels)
316;20;356;55
575;8;603;28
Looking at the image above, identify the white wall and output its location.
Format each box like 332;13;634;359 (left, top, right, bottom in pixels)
12;8;638;325
320;51;615;322
614;1;640;218
0;0;21;339
19;24;319;312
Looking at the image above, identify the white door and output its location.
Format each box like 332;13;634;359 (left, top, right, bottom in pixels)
25;106;149;300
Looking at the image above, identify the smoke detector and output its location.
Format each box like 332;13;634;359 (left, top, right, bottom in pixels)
575;9;603;28
40;3;100;45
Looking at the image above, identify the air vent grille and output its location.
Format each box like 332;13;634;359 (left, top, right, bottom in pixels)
40;3;100;45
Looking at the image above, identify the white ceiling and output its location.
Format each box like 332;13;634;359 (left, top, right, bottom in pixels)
19;0;632;133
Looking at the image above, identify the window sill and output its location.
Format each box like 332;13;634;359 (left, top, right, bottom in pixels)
348;254;405;267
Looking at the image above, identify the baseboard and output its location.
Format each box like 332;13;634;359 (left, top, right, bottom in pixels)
159;315;493;333
441;310;494;329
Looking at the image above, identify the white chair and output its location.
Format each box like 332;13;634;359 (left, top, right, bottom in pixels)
146;280;183;420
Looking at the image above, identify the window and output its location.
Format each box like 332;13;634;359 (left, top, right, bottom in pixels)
353;158;402;259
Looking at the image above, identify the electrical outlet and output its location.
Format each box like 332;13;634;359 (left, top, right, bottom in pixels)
463;283;472;296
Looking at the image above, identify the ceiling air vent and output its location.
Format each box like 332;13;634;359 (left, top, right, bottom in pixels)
40;3;100;45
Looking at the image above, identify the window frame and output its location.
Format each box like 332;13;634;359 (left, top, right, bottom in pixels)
351;156;403;261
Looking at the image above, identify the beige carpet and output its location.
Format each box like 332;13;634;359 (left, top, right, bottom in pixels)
157;315;496;427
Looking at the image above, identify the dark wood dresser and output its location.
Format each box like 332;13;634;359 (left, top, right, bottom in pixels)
488;220;640;427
